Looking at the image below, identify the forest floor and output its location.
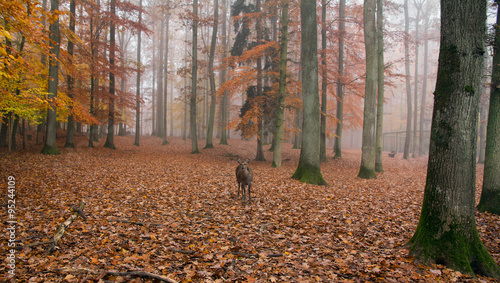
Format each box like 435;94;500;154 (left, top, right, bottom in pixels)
0;134;499;283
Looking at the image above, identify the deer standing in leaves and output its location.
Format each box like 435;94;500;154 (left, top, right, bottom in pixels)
236;159;253;204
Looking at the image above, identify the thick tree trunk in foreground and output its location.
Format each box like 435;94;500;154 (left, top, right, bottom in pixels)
272;2;288;168
292;0;327;186
478;1;500;216
42;0;61;155
358;0;377;179
409;0;500;277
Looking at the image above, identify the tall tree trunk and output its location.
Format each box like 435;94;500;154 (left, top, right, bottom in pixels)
358;0;377;179
272;2;289;168
190;0;200;154
292;0;327;186
163;2;170;145
151;31;156;136
254;0;265;161
412;1;423;157
205;0;219;149
156;19;164;138
42;0;61;155
478;0;500;216
403;0;412;159
65;0;76;148
409;0;500;277
219;0;229;145
375;0;384;172
419;6;429;156
320;0;327;162
104;0;116;149
134;0;142;146
334;0;345;159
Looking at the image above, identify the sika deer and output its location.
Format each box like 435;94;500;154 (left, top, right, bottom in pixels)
236;158;253;204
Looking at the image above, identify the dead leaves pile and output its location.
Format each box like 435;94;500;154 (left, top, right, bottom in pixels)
0;135;499;282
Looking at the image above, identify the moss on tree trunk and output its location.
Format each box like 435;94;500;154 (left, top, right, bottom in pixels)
409;0;499;278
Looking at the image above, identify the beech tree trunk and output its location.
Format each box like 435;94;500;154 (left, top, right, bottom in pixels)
134;0;142;146
219;0;229;145
104;0;116;150
64;0;76;149
358;0;377;179
419;3;430;156
409;0;500;277
334;0;345;159
374;0;384;172
190;0;200;154
272;2;289;168
255;0;265;162
478;0;500;216
42;0;61;155
205;0;218;149
292;0;327;186
320;0;327;163
403;0;412;159
163;2;170;145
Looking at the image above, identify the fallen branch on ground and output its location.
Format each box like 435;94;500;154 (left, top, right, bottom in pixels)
48;200;86;253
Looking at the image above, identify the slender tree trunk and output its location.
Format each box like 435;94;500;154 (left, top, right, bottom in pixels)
151;31;156;136
292;0;327;185
478;0;500;216
409;0;500;277
65;0;76;148
375;0;384;172
412;2;422;157
190;0;200;154
219;0;229;145
163;2;170;145
205;0;219;149
157;19;164;138
403;0;412;159
419;7;429;156
334;0;345;159
255;0;265;161
42;0;61;155
320;0;327;162
272;2;289;168
134;0;142;146
358;0;377;179
104;0;116;149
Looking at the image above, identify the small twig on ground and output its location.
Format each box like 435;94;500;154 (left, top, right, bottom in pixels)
110;218;164;226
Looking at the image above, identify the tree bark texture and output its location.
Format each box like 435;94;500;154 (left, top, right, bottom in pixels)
42;0;61;155
272;2;288;168
292;0;327;186
409;0;500;277
375;0;384;172
358;0;377;179
478;1;500;216
134;0;142;146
